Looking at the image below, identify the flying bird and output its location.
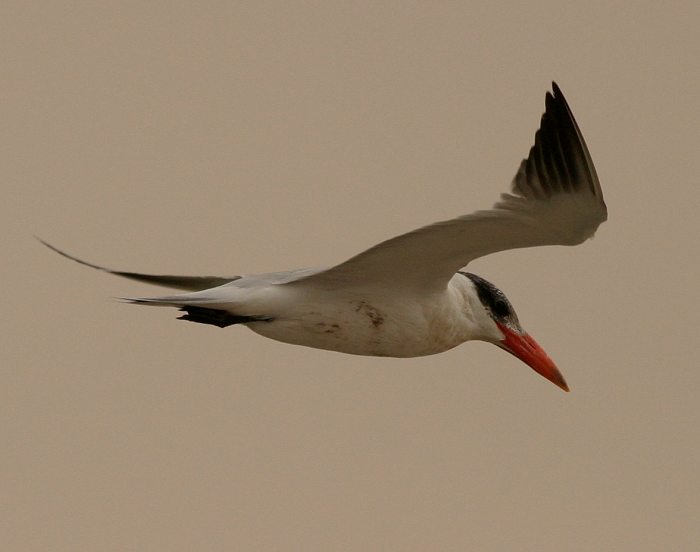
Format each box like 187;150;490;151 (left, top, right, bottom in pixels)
41;83;606;391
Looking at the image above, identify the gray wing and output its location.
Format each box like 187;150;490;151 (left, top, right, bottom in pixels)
289;82;607;292
38;238;240;291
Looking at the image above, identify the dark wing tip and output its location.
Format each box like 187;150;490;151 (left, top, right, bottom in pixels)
511;83;606;217
36;236;106;272
38;237;240;291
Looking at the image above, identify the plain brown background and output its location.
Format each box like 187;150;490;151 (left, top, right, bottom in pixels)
3;2;699;551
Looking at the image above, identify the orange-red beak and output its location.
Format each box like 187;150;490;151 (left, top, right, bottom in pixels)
496;322;569;392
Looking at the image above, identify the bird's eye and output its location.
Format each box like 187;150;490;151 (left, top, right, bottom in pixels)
493;299;510;318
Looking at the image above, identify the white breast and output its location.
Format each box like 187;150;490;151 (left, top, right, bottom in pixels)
246;276;475;358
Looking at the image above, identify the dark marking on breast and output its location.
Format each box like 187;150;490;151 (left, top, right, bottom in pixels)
315;322;342;335
354;301;385;328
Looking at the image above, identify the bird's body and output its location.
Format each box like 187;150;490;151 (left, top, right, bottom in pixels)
168;271;481;358
42;83;606;391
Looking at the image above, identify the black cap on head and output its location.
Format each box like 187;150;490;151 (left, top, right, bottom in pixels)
459;272;522;329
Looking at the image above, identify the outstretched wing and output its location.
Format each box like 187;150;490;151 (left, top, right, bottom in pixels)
38;238;240;291
290;82;607;292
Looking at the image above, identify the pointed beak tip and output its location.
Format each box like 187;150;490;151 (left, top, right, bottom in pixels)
497;324;570;393
544;363;570;393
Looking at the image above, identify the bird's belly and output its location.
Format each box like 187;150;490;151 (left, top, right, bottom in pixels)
246;298;467;358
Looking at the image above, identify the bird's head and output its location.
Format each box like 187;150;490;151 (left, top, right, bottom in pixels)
459;272;569;392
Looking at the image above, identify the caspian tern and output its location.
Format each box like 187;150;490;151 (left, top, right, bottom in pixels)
41;83;606;391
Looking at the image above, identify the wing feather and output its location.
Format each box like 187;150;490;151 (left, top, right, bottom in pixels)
39;238;240;291
290;83;606;292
